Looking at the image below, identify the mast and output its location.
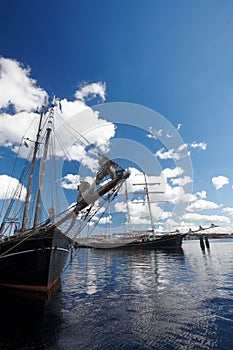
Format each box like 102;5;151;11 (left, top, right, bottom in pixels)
21;108;44;231
133;173;164;238
33;105;54;227
125;181;132;233
107;193;112;236
143;172;155;235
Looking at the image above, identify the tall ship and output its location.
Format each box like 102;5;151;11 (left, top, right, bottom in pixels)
76;173;215;249
0;100;130;294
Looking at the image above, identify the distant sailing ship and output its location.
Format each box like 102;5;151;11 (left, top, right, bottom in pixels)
77;173;216;249
0;100;130;294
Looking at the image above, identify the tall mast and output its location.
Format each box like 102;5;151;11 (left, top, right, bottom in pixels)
133;173;163;237
125;181;132;233
21;108;44;231
143;173;155;234
107;193;112;236
33;105;54;227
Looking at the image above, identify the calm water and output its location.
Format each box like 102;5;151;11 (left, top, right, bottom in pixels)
0;239;233;350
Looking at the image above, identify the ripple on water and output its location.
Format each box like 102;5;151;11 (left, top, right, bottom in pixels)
1;240;233;349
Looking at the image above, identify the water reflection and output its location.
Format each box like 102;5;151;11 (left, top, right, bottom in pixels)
60;241;233;350
65;248;185;297
1;240;233;349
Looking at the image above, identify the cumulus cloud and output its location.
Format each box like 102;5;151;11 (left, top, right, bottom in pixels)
222;207;233;216
0;57;115;173
61;174;81;190
113;167;194;230
125;168;162;193
99;215;112;225
0;57;47;112
114;201;127;213
0;174;26;200
117;169;179;220
0;111;40;148
186;199;219;212
183;212;230;225
195;190;207;199
161;167;184;179
120;199;172;227
171;176;193;187
75;82;106;102
212;176;229;190
124;167;193;207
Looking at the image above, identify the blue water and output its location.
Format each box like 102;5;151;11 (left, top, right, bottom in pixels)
0;239;233;349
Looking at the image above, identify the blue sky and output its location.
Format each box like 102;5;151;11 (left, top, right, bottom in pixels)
1;0;233;233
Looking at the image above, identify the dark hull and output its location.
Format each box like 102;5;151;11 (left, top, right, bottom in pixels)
78;233;186;250
0;227;71;294
123;233;186;249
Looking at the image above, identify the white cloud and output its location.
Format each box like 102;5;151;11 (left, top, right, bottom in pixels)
114;201;127;213
163;183;191;203
190;141;207;150
161;167;184;179
75;82;106;102
127;168;162;191
155;141;207;161
61;174;81;190
147;126;163;140
183;212;230;225
212;176;229;190
0;101;115;170
155;146;189;160
0;174;26;200
0;111;39;148
186;199;219;212
185;190;207;203
0;57;47;112
0;58;115;173
195;190;207;199
99;215;112;225
123;167;193;207
162;218;220;233
171;176;193;187
222;207;233;216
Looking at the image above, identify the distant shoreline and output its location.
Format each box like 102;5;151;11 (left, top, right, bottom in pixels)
185;234;233;240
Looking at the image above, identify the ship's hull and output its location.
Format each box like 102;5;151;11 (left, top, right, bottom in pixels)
0;227;71;294
78;233;186;250
123;233;186;249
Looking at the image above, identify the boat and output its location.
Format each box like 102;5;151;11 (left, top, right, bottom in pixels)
76;174;217;250
0;100;130;294
77;231;186;249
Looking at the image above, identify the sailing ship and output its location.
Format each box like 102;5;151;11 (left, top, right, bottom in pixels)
0;101;130;294
76;173;216;249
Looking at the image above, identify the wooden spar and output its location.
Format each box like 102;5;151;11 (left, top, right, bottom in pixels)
52;170;130;230
21;109;44;231
33;107;53;227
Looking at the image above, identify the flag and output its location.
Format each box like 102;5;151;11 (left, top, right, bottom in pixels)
59;100;62;113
